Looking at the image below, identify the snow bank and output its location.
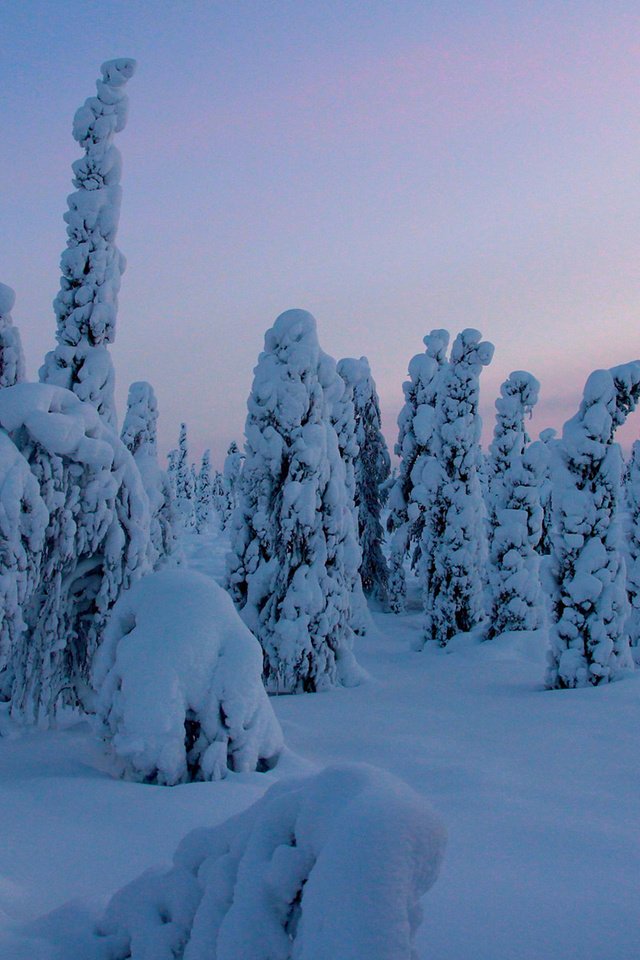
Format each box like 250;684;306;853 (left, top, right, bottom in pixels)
93;569;283;784
48;763;445;959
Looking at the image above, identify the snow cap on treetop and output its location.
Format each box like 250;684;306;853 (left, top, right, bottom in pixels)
423;328;449;359
337;355;370;386
0;283;16;316
100;59;137;85
451;328;495;366
504;370;540;409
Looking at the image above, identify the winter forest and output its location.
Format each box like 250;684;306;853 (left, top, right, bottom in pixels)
2;21;640;960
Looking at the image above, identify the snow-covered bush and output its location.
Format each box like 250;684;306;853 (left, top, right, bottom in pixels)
422;329;494;646
338;356;391;599
227;309;362;694
546;363;640;688
93;569;283;784
40;59;137;428
121;381;178;566
0;382;151;724
625;440;640;662
0;431;48;699
0;283;26;389
387;330;449;613
64;763;446;959
487;371;544;637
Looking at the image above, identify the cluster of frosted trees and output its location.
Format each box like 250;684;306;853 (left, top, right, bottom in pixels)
0;61;178;725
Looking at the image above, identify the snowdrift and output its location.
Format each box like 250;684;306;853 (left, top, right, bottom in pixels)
93;568;283;784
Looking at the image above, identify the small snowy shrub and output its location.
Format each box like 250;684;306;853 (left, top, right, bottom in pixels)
66;763;446;960
93;569;284;785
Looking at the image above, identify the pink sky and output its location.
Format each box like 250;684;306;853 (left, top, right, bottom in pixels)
3;1;640;463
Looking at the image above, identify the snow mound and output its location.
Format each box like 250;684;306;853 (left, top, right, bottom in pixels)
93;569;284;785
51;762;446;959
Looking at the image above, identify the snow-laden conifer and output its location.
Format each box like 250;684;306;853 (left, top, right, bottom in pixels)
121;381;178;565
40;59;137;427
0;284;26;389
220;441;243;526
0;383;151;724
338;356;391;598
172;422;195;530
227;309;362;693
422;329;494;646
625;440;640;662
487;371;544;637
195;449;214;533
546;363;640;688
0;432;48;699
386;330;449;613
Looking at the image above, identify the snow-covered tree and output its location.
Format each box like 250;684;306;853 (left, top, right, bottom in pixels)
0;432;48;700
625;440;640;663
227;309;362;694
546;363;640;689
220;441;243;525
121;381;177;565
338;356;391;598
0;284;26;389
172;423;195;530
195;449;214;533
40;59;137;428
486;371;544;637
531;427;557;555
386;330;449;613
422;329;494;646
0;383;151;724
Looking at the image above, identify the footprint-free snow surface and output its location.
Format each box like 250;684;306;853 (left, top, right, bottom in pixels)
1;530;639;959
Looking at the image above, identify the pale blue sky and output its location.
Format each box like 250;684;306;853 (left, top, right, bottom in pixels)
3;0;640;463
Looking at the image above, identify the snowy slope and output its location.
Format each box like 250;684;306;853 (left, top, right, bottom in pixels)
1;529;639;958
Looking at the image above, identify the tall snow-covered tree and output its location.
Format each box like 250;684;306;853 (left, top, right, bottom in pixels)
422;329;494;646
227;309;362;694
386;330;449;613
0;284;26;389
337;356;391;598
0;383;152;724
486;371;544;637
220;441;243;526
546;363;640;689
195;449;214;533
172;423;195;530
40;59;137;428
121;381;178;565
625;440;640;663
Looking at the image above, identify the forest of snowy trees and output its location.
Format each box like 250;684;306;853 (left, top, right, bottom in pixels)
2;58;640;959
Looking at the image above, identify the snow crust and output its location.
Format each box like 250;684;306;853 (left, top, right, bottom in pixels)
93;568;283;784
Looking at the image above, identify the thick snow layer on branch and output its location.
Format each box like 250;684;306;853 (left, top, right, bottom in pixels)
93;569;283;785
0;382;151;723
54;763;445;959
40;59;136;427
0;282;26;389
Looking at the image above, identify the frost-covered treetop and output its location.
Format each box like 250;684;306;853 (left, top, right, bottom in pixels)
489;370;540;473
0;283;16;317
563;362;640;463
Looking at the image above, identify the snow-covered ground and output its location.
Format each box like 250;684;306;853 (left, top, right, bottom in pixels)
1;530;639;958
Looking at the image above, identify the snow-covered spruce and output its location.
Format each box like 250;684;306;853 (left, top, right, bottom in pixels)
0;283;26;389
326;355;368;635
220;441;243;526
338;357;391;599
529;428;556;556
0;432;48;700
68;763;446;960
195;449;215;533
171;423;196;530
40;59;137;428
422;329;494;647
626;441;640;662
121;381;178;566
546;363;640;689
386;330;449;613
227;309;362;694
0;383;151;724
487;371;544;637
93;569;283;784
